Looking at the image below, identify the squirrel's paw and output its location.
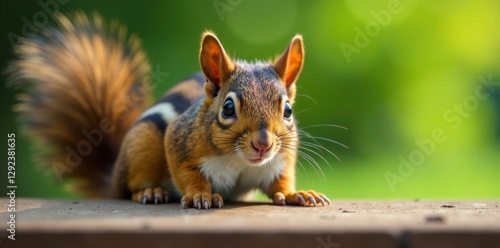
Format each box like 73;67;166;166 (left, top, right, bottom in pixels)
180;193;224;209
273;190;331;207
132;187;170;204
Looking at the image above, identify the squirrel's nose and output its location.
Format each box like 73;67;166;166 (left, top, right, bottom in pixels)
251;128;273;153
251;140;272;153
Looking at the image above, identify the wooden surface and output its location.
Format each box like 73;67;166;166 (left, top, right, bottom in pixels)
0;198;499;248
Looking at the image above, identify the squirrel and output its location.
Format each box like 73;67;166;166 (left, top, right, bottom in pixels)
8;12;331;209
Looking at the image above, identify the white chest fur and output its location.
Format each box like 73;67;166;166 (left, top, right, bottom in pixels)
199;154;286;200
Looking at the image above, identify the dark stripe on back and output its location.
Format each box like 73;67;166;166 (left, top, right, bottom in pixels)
157;93;192;114
155;73;206;114
137;113;167;134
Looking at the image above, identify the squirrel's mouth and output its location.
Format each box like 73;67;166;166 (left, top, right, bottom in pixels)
246;158;269;166
245;151;275;166
248;158;265;164
236;141;277;166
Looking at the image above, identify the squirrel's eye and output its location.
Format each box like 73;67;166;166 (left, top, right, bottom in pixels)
284;101;292;119
222;98;236;118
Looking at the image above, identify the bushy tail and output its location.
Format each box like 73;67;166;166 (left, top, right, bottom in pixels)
7;12;152;197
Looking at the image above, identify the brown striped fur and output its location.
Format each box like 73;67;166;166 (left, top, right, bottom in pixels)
111;74;204;202
8;12;330;207
7;13;151;197
112;121;169;201
164;32;330;208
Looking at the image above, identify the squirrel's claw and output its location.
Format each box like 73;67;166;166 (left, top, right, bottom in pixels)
273;192;287;206
181;193;223;209
318;197;326;206
192;193;208;209
154;195;161;204
153;188;169;204
309;191;331;206
298;195;307;206
132;187;170;205
308;196;317;207
212;194;224;209
181;199;188;209
273;190;330;207
279;196;286;206
323;196;332;205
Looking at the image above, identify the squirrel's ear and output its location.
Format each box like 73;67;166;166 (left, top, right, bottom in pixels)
200;32;235;94
273;34;304;88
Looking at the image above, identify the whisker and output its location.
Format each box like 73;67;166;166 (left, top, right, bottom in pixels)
294;108;310;116
296;93;320;106
299;124;348;130
295;156;308;178
296;150;326;181
299;140;323;153
221;153;235;166
298;133;349;149
298;145;332;170
301;141;342;164
279;144;308;177
297;130;322;147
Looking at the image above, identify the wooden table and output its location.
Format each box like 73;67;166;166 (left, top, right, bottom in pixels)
1;198;499;248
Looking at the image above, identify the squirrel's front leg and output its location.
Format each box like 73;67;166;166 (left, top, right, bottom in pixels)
173;164;224;209
266;160;331;207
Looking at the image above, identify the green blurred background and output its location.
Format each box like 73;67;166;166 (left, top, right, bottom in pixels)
1;0;499;199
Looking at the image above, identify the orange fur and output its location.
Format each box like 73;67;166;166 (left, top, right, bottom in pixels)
266;154;297;197
9;12;329;207
112;121;170;200
7;12;151;197
165;32;330;208
165;78;205;102
113;74;205;203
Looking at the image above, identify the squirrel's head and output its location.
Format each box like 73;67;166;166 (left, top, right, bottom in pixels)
199;31;304;166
